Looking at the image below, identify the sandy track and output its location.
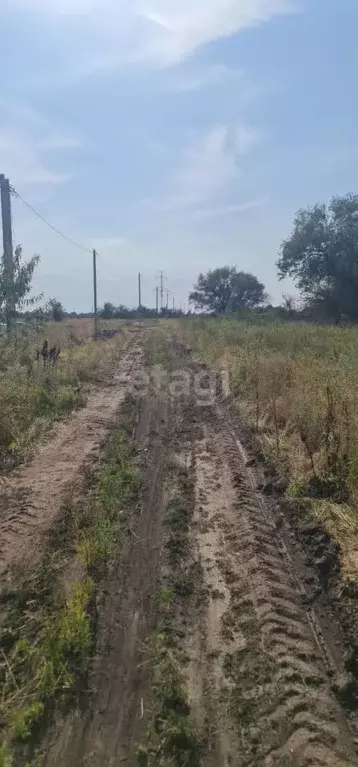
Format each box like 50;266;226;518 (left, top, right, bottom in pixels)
8;328;358;766
0;331;143;578
189;406;357;766
44;367;173;766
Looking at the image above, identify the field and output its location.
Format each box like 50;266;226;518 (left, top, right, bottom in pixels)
1;318;358;767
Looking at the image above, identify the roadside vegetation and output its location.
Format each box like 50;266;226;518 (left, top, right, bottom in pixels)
176;315;358;581
0;318;125;471
0;405;137;766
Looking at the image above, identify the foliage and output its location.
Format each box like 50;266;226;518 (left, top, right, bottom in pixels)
189;267;267;314
46;298;65;323
277;194;358;321
177;316;358;504
0;246;40;325
100;303;159;319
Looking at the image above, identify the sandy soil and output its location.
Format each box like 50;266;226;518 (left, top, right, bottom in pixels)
3;327;358;766
0;331;143;578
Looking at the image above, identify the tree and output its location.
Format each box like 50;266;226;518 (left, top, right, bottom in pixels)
189;267;267;314
47;298;65;322
0;246;40;325
101;302;116;319
277;194;358;321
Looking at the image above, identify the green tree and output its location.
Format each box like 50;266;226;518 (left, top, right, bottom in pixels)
189;267;267;314
277;194;358;321
0;246;40;326
47;298;65;322
101;302;116;319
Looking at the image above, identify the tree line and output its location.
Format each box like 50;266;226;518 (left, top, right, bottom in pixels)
2;193;358;324
189;194;358;322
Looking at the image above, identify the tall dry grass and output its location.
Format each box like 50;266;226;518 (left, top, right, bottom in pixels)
177;316;358;576
0;319;126;469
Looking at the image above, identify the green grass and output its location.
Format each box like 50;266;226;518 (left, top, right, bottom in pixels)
137;590;201;767
0;415;137;763
137;456;202;767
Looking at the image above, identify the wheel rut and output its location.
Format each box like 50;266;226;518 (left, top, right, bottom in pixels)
187;395;358;766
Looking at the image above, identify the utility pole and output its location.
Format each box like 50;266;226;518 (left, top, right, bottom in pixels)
0;175;15;333
93;249;99;337
160;271;164;311
166;290;170;310
172;296;175;312
138;272;142;308
155;286;159;314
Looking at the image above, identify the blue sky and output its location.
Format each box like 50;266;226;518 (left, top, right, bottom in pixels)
0;0;357;311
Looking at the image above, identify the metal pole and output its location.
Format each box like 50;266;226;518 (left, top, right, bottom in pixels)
0;175;15;333
93;249;99;337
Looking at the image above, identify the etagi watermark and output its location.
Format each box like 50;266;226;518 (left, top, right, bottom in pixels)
129;365;231;406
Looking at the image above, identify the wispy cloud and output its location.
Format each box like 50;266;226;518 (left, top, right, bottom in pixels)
191;196;269;219
0;102;81;186
160;124;261;211
6;0;296;72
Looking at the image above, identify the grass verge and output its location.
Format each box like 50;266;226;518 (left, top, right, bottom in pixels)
0;397;137;765
137;462;202;767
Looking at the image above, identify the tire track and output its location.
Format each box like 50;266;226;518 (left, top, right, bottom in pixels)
189;405;358;766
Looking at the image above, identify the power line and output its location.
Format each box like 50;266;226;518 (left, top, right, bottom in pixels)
96;252;123;279
10;185;92;255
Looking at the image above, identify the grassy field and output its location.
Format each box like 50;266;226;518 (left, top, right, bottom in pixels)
176;316;358;580
0;318;126;470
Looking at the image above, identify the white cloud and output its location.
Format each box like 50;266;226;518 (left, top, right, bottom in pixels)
0;102;80;186
191;196;269;219
161;124;261;211
6;0;296;70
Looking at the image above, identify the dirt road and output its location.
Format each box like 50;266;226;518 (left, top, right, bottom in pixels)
0;330;143;577
3;327;358;765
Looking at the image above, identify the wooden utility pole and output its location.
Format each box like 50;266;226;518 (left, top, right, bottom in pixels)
172;296;175;311
166;290;170;310
0;175;15;333
93;249;99;337
138;272;142;308
156;286;159;314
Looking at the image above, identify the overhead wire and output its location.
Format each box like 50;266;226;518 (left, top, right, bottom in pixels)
10;185;124;291
10;185;93;255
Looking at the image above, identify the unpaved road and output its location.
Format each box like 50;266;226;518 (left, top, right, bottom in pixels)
3;327;358;766
0;330;143;577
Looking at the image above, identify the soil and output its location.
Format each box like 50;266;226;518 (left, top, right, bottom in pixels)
0;330;144;579
3;327;358;766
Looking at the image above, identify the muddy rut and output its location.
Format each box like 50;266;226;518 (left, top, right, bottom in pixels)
4;328;358;766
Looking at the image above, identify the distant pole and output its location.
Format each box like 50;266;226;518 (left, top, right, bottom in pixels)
138;272;142;308
0;175;15;334
156;286;159;314
172;296;175;311
160;271;164;311
166;290;170;310
93;249;99;337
